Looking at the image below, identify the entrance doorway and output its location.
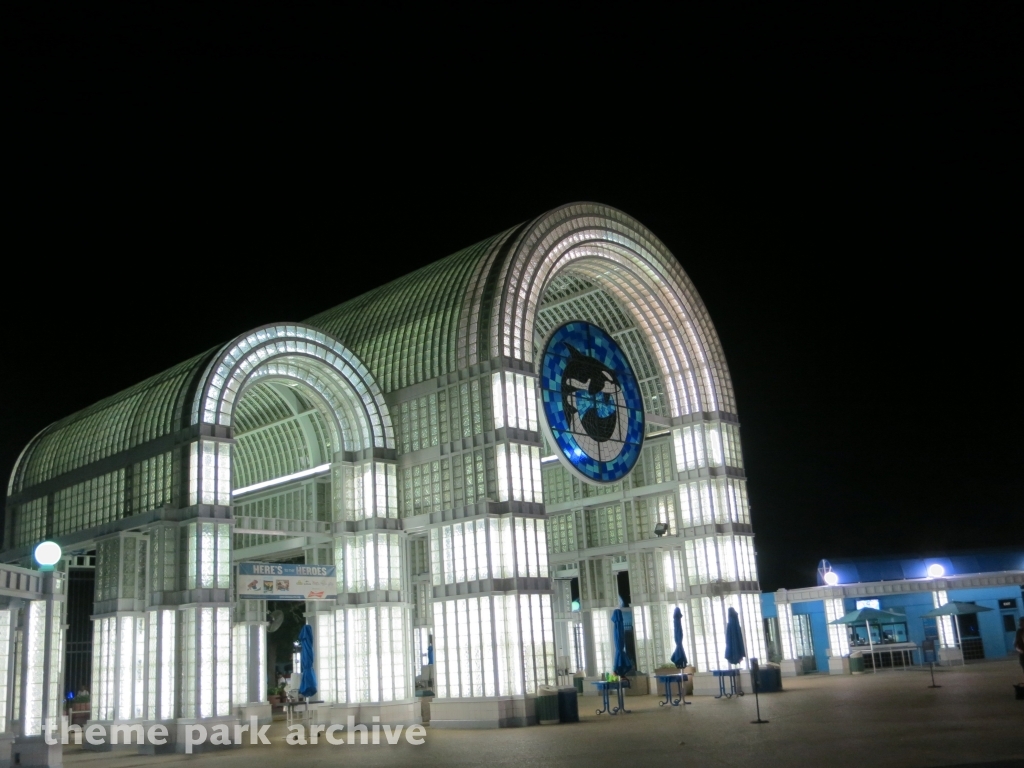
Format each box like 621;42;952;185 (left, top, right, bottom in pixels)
267;599;306;697
956;612;985;661
1002;613;1018;655
65;562;95;723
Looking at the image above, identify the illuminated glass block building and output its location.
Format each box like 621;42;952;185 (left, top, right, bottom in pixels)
0;203;763;754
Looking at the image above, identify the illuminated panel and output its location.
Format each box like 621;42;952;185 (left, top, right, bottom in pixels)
160;610;175;718
199;607;213;718
738;593;767;664
932;591;956;648
181;608;196;718
118;616;133;719
147;611;158;718
824;598;850;657
133;617;144;719
0;610;12;732
216;608;230;715
690;596;728;672
335;606;407;704
777;602;796;660
592;608;613;675
539;322;644;484
24;601;45;735
47;600;63;733
233;624;247;706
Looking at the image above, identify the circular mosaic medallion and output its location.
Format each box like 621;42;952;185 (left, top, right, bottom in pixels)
539;321;645;483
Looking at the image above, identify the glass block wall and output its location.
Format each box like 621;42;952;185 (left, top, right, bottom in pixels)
1;202;754;726
535;271;765;674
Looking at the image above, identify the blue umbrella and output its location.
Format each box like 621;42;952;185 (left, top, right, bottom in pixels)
611;609;632;676
298;624;318;698
724;607;746;666
670;607;689;668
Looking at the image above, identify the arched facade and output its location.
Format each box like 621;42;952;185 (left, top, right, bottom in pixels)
1;203;762;751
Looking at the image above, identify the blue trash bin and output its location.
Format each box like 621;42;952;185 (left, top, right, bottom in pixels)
756;665;782;692
558;687;579;723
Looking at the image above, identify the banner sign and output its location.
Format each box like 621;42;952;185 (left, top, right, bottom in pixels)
237;562;337;601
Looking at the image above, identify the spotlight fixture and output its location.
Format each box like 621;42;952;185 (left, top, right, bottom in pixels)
654;522;669;537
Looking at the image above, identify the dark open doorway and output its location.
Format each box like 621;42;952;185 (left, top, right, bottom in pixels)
64;562;95;698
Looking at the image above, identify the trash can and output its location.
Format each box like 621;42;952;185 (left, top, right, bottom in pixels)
536;685;560;725
849;655;865;674
573;676;584;694
557;686;579;723
756;664;782;692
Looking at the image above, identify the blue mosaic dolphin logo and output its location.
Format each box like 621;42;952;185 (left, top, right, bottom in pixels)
561;343;621;442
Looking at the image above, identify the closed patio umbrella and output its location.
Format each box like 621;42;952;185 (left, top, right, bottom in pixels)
611;609;632;676
298;624;318;698
671;607;688;669
724;607;746;666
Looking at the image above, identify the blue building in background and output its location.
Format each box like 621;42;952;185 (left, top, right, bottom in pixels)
760;551;1024;676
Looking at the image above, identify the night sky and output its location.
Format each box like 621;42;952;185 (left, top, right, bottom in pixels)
5;7;1020;590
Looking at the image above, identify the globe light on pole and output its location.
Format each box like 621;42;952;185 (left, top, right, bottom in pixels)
34;541;62;571
926;563;945;578
823;571;839;586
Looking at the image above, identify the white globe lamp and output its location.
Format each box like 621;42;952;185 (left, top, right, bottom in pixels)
926;563;945;578
34;541;62;571
823;571;839;586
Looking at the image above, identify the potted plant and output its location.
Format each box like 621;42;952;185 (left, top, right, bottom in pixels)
268;686;283;705
69;693;90;726
654;661;680;676
70;693;90;711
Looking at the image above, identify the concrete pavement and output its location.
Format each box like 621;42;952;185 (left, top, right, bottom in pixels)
60;660;1024;768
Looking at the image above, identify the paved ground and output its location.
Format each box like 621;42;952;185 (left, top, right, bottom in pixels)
61;660;1024;768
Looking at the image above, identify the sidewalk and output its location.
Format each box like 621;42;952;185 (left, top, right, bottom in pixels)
61;660;1024;768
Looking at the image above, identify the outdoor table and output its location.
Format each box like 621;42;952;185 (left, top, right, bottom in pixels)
713;669;743;698
592;680;630;715
285;699;323;726
656;673;690;706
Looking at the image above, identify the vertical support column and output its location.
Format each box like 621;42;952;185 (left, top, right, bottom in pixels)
145;608;177;724
325;455;416;726
824;596;851;675
931;589;960;665
577;556;615;679
174;435;238;751
427;510;556;728
13;572;66;768
0;605;13;765
177;522;233;721
144;522;178;738
776;599;803;677
0;607;12;735
232;620;268;724
88;533;148;734
551;579;577;683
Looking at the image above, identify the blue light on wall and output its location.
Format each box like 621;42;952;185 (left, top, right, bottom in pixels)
540;321;645;484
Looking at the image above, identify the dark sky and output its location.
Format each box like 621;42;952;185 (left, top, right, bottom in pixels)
4;7;1020;590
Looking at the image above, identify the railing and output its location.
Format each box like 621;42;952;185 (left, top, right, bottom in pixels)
0;563;45;597
233;517;333;536
961;637;985;662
